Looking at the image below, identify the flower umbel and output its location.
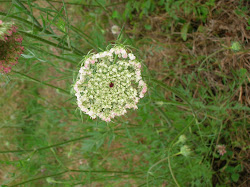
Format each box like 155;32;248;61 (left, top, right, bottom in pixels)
74;46;147;122
0;20;24;73
216;145;226;156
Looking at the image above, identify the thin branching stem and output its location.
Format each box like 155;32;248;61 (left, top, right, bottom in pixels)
14;0;42;27
0;0;127;7
0;11;84;55
0;135;92;154
10;169;141;186
27;45;78;64
18;31;72;51
12;70;70;95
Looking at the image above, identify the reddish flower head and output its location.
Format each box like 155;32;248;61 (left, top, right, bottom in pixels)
0;20;24;73
216;145;227;156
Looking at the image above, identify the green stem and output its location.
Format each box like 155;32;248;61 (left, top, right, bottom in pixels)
113;54;118;64
36;136;91;152
0;135;92;154
0;11;36;26
168;154;180;187
32;1;98;50
94;0;135;47
27;45;78;65
10;171;68;187
9;169;141;186
62;0;71;50
45;0;127;7
151;79;204;145
70;25;99;50
70;169;141;174
146;119;195;187
12;70;70;95
0;0;127;6
152;103;171;127
0;11;83;56
14;0;41;28
18;31;72;51
198;48;227;69
146;153;181;187
167;119;195;186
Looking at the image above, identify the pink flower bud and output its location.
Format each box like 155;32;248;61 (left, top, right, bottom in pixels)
142;87;147;94
105;118;111;122
122;53;127;58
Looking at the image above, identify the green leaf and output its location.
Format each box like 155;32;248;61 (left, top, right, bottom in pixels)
225;166;235;173
181;22;189;41
231;173;239;182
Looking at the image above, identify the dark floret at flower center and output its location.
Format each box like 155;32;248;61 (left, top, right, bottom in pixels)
109;82;114;87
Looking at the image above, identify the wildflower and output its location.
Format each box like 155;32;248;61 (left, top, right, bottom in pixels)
74;46;147;121
175;135;187;145
111;25;120;35
180;145;191;157
216;145;226;156
0;20;24;73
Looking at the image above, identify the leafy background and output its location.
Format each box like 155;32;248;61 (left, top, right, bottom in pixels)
0;0;249;186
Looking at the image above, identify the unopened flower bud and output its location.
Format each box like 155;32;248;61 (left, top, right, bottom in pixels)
180;145;191;157
111;25;120;35
231;41;241;52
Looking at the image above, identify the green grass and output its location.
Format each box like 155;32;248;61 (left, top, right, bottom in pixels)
0;0;249;186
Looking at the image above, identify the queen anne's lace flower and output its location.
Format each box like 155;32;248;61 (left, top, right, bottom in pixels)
74;46;147;122
0;20;24;73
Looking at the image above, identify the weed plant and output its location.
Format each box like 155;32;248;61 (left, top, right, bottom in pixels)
0;0;249;186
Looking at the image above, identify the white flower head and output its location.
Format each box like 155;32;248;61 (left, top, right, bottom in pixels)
111;25;120;35
74;46;147;122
